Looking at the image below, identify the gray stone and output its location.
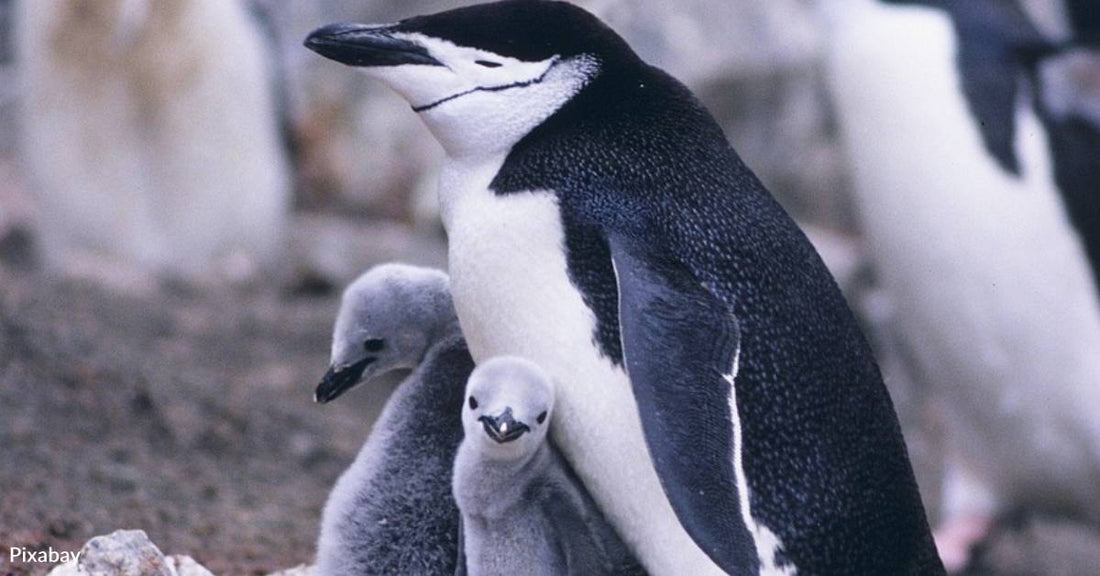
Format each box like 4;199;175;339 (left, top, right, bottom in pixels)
266;565;315;576
47;531;220;576
165;556;217;576
48;530;172;576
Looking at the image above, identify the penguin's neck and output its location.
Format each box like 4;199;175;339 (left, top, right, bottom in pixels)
456;441;550;520
436;152;508;236
414;322;468;397
425;318;465;357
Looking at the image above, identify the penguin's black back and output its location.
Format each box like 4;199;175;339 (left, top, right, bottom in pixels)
1038;103;1100;294
323;339;473;575
491;56;942;575
1034;0;1100;294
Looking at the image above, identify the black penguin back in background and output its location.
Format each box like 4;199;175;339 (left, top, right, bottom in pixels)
490;35;943;576
1041;0;1100;293
1066;0;1100;38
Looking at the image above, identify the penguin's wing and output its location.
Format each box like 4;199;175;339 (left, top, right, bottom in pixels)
949;1;1054;174
540;448;650;576
536;474;620;576
956;39;1025;173
1035;48;1100;285
608;233;760;575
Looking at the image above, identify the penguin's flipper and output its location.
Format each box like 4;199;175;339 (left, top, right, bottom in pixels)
957;41;1023;174
608;233;759;575
950;1;1054;175
538;480;614;576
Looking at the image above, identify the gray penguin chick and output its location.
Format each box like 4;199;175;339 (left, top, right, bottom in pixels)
315;264;473;576
454;357;647;576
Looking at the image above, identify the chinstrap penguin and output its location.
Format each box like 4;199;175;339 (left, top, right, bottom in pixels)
821;0;1100;569
454;356;646;576
314;264;473;576
16;0;290;280
305;2;943;574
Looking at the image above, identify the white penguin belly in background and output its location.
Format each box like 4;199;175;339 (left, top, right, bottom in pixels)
441;157;725;576
823;0;1100;530
16;0;290;280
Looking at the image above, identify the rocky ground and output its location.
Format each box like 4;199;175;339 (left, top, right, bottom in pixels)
5;222;1100;576
0;222;444;576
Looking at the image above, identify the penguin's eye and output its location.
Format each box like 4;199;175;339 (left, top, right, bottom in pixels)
363;339;385;353
537;411;548;425
475;60;502;68
468;396;479;410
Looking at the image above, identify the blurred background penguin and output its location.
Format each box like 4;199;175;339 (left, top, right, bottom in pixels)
821;0;1100;571
14;0;291;285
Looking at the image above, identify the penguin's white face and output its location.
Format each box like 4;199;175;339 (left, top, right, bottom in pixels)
374;35;597;158
306;24;598;157
462;357;554;461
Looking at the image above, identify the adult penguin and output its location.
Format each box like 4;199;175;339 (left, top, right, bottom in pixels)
821;0;1100;568
16;0;290;279
305;2;943;574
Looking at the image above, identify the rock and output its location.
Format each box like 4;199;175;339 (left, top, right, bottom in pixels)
46;560;83;576
266;565;315;576
45;530;217;576
165;555;216;576
48;530;171;576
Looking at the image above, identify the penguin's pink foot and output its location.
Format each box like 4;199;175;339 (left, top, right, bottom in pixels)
934;513;992;573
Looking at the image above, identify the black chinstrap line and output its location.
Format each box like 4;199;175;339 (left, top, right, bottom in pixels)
411;57;562;113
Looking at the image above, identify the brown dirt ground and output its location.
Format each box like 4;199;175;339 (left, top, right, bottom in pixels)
0;261;402;576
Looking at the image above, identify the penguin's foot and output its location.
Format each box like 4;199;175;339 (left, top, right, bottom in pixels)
934;513;992;573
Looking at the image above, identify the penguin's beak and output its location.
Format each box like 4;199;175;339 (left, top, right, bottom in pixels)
304;23;443;68
478;408;530;444
315;357;376;404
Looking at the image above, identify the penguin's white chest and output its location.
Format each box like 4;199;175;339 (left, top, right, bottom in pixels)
439;157;725;576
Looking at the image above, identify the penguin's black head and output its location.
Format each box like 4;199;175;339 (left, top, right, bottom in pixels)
304;1;637;156
387;0;635;65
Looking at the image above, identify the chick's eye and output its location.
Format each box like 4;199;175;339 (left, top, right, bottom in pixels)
468;396;479;410
475;60;502;68
363;339;385;353
537;411;548;424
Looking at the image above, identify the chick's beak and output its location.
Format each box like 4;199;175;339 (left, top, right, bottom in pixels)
315;357;375;404
304;23;443;68
478;408;530;444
